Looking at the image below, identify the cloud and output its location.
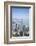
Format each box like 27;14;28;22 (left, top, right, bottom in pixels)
12;15;29;20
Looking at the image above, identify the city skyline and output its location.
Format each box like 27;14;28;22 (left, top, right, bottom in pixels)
11;7;30;37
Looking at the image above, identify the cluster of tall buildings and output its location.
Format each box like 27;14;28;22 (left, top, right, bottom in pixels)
12;19;29;37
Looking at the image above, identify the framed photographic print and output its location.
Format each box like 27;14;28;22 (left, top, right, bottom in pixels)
4;1;35;44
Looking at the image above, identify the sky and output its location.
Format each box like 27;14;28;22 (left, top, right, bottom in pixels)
12;7;30;25
12;7;29;16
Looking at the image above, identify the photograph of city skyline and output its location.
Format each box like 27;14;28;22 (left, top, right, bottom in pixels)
10;7;30;37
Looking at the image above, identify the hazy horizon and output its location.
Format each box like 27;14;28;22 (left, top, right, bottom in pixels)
12;7;29;26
